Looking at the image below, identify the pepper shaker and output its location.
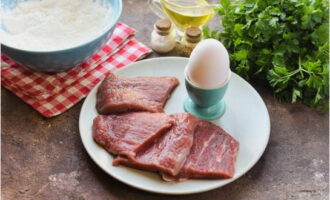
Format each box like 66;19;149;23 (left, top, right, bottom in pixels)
180;27;202;57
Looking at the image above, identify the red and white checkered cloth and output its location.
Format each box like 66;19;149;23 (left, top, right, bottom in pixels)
1;22;152;117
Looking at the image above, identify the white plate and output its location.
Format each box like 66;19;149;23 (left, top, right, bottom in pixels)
79;57;270;195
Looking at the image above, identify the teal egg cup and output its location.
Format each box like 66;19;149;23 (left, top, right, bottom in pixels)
184;70;231;120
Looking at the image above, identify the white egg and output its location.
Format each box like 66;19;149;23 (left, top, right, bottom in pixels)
186;38;230;89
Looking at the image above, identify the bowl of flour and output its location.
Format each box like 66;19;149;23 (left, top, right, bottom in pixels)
1;0;122;72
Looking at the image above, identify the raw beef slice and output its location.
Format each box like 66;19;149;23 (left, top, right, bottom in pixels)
93;112;173;160
113;113;199;176
96;73;179;114
162;121;239;181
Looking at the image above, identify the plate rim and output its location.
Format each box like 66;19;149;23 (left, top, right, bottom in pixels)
79;57;271;195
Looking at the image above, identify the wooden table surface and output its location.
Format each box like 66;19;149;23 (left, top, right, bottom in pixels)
2;1;329;199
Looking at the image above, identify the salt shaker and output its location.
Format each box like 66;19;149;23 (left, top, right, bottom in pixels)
180;27;202;57
150;18;176;54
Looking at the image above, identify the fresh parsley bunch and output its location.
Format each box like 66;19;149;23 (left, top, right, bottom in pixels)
204;0;329;110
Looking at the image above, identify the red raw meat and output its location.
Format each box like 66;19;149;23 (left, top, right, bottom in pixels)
162;121;239;181
96;73;179;114
113;113;199;176
93;112;173;160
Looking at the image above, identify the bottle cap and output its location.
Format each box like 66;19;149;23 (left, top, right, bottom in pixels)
155;18;172;32
185;27;202;43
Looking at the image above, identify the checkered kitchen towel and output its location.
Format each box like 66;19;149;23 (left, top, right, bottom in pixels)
1;22;152;117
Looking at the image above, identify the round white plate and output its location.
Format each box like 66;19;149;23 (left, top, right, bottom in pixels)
79;57;270;195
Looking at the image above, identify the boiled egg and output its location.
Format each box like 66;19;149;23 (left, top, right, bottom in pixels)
186;39;230;88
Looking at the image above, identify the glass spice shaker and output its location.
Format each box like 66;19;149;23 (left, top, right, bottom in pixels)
150;18;176;54
180;27;202;57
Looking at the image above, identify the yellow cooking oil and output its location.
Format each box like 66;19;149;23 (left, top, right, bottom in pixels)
160;0;214;30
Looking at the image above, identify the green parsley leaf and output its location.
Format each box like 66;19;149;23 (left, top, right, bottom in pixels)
205;0;329;110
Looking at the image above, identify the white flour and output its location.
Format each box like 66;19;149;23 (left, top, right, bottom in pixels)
0;0;112;51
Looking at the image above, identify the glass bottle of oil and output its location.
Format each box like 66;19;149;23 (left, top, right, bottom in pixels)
160;0;215;33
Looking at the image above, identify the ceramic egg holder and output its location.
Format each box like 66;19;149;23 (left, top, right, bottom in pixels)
184;68;231;121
